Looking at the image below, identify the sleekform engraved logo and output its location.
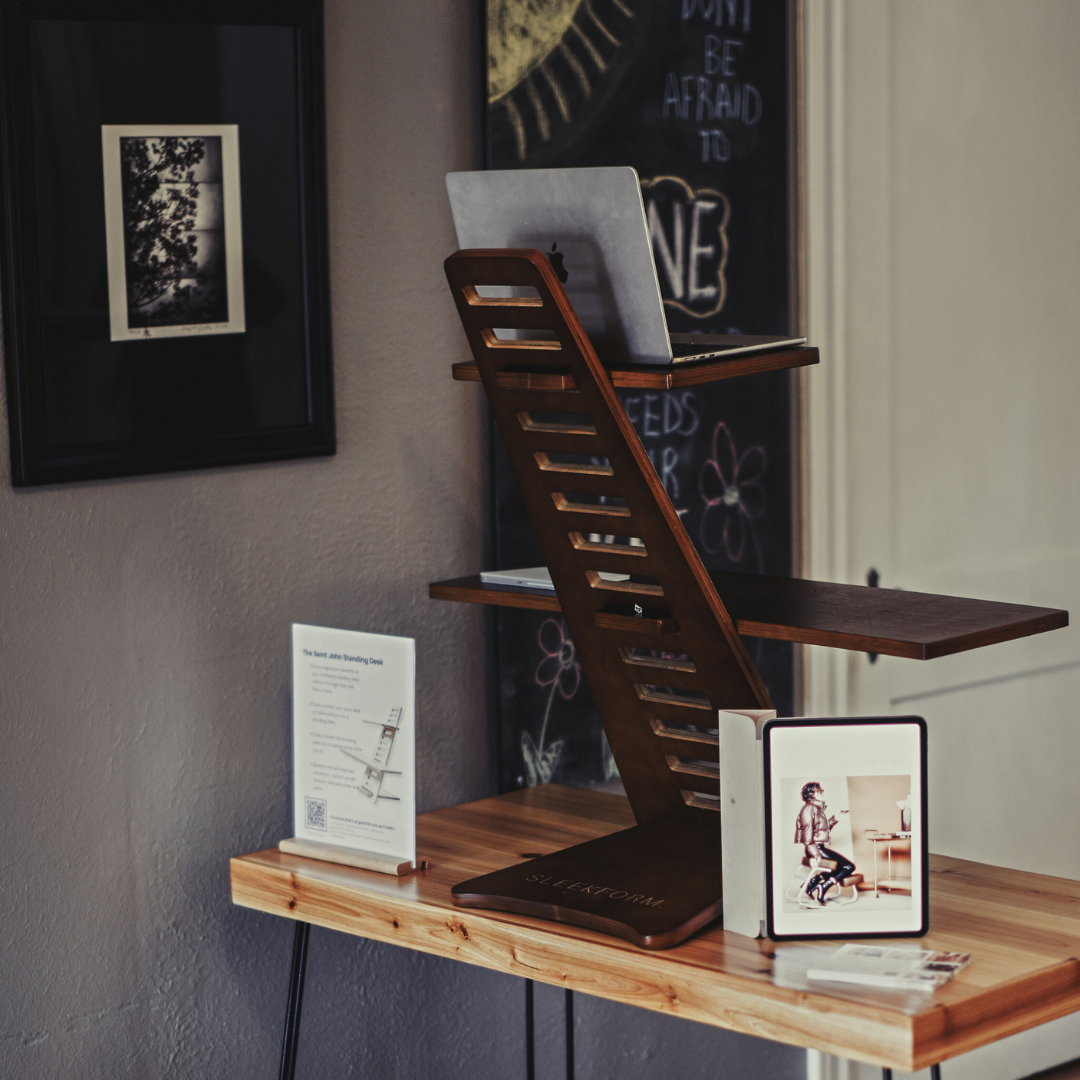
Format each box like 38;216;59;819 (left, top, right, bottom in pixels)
524;873;665;907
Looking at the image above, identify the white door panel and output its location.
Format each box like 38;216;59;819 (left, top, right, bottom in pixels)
805;1;1080;1075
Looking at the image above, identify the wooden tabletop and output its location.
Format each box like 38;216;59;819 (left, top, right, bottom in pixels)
429;573;1068;660
231;785;1080;1071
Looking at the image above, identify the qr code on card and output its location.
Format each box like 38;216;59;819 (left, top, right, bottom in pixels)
305;797;327;831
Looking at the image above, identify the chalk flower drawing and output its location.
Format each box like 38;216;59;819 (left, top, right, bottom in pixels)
699;422;767;568
521;618;581;786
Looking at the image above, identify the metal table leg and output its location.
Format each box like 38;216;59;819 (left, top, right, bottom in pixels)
525;978;535;1080
565;988;574;1080
279;921;311;1080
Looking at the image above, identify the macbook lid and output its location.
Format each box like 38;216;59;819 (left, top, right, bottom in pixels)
446;166;673;366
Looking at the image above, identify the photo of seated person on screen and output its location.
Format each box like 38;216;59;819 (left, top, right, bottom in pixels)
795;782;855;907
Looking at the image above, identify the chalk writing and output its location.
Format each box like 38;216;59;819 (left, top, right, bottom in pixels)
682;0;752;31
663;2;761;171
642;176;729;320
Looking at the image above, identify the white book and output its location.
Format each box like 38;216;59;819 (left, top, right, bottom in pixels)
718;709;776;938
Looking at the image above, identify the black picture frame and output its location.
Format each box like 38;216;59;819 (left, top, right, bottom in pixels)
0;0;334;485
763;716;929;941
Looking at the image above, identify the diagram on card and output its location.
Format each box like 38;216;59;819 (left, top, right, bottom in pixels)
340;707;405;802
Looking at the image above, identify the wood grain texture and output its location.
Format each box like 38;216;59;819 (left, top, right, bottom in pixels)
429;573;1068;659
231;786;1080;1071
451;345;819;389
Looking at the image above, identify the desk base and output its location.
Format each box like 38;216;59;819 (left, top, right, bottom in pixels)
451;813;721;950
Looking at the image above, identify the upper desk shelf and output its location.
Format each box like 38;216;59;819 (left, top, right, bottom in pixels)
452;344;818;390
429;572;1067;661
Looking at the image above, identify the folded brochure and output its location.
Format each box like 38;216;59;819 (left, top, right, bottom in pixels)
807;944;971;991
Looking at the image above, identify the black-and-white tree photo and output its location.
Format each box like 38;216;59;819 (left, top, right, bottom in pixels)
103;125;245;341
121;135;226;326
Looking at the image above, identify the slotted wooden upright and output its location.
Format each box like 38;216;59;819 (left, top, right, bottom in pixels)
439;248;1068;948
446;248;772;825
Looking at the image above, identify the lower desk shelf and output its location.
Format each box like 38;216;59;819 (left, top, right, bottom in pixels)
231;785;1080;1072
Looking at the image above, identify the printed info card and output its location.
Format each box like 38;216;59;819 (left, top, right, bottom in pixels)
291;624;416;866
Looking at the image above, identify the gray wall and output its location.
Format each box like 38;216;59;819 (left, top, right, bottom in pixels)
0;3;804;1078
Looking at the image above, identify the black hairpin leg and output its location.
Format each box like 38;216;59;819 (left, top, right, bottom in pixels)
882;1070;892;1080
570;989;578;1080
525;978;535;1080
279;921;311;1080
931;1065;942;1080
565;988;575;1080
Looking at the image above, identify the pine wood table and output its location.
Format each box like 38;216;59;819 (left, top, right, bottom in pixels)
231;784;1080;1074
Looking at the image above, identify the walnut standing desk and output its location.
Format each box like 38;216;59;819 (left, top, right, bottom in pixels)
231;784;1080;1077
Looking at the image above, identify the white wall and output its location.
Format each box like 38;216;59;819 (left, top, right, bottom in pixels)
0;2;496;1075
0;3;805;1078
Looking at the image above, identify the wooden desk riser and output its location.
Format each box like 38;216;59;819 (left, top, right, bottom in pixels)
232;785;1080;1073
434;249;1069;949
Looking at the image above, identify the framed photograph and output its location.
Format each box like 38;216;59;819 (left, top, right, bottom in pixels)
101;125;246;343
0;0;333;485
763;717;928;941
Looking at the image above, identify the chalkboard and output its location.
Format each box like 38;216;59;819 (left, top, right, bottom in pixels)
484;0;800;791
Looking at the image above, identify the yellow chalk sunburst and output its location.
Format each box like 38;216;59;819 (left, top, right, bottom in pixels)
488;0;633;160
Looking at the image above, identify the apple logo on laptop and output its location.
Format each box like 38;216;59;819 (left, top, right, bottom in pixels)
547;242;569;284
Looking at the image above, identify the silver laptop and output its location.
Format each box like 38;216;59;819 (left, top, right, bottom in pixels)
445;166;804;367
